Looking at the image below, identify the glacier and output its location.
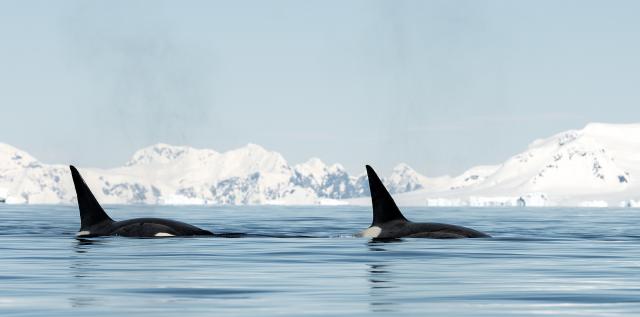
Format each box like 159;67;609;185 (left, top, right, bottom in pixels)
389;123;640;207
2;122;640;207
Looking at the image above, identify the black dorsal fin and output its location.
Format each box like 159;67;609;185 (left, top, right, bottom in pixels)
69;165;113;229
366;165;408;226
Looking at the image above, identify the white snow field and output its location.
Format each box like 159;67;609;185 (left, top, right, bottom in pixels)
391;123;640;207
1;123;640;207
0;142;423;205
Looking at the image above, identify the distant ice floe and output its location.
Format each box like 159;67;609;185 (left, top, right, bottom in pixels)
159;195;207;205
578;200;609;208
264;198;348;206
263;186;348;206
425;193;552;207
618;200;640;208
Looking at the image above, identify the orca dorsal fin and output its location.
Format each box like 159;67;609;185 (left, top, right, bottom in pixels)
366;165;408;226
69;165;113;229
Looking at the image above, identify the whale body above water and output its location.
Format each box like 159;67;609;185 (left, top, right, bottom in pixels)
358;165;490;239
69;165;214;238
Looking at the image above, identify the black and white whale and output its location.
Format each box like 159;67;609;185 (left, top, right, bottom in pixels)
69;165;214;238
358;165;490;239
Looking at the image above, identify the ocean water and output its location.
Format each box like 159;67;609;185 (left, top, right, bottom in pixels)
1;205;640;316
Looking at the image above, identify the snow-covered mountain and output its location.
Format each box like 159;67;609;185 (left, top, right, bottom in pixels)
0;142;429;205
394;123;640;207
3;123;640;207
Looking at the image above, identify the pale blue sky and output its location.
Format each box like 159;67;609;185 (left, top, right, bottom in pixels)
1;0;640;176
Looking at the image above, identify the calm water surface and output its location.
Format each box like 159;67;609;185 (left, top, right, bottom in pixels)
1;205;640;316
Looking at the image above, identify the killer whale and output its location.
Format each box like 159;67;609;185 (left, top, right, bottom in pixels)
358;165;490;239
69;165;214;238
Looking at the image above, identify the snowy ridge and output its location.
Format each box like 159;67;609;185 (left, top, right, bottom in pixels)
393;123;640;207
3;123;640;206
0;143;429;205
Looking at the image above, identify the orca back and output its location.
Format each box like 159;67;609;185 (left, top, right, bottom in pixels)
366;165;408;226
69;165;113;230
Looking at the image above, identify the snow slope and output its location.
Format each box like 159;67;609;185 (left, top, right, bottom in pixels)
394;123;640;207
2;123;640;207
0;143;428;205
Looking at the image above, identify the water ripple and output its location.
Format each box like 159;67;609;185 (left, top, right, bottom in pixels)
2;205;640;316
